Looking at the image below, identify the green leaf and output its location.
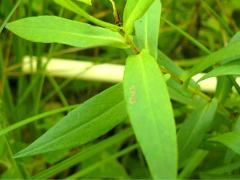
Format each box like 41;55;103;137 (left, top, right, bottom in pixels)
123;0;155;34
157;50;185;76
6;16;127;49
54;0;89;14
177;99;218;166
199;64;240;81
54;0;120;31
33;128;133;179
214;77;233;103
209;131;240;155
81;150;129;179
184;41;240;80
201;160;240;175
167;79;207;108
157;50;200;90
157;51;208;107
14;83;127;158
135;0;161;58
123;50;177;179
75;0;92;6
123;0;138;23
179;150;208;179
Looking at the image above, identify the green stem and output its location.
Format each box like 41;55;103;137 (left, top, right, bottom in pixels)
81;9;121;31
56;0;121;31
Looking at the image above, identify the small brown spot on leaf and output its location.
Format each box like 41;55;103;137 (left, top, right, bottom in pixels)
129;85;136;104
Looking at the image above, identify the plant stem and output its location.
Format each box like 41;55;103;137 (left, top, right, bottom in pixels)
228;76;240;95
108;0;121;25
58;0;121;32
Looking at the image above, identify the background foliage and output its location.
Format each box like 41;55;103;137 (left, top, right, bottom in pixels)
1;0;240;179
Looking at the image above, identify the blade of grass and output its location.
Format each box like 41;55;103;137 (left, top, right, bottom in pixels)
47;75;69;107
33;128;133;179
162;15;240;94
0;0;22;34
179;150;208;179
67;144;139;179
209;131;240;155
198;64;240;80
201;0;234;36
177;98;218;166
0;104;79;137
202;160;240;175
161;17;211;54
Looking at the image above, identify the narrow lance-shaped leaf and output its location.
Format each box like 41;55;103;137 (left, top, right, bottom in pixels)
209;131;240;155
54;0;120;31
199;64;240;81
179;150;208;179
214;76;233;103
157;52;208;107
123;0;138;22
185;33;240;80
75;0;92;6
54;0;90;13
123;0;155;34
6;16;128;49
123;50;177;179
177;98;218;166
135;0;161;59
14;83;127;158
33;128;134;179
157;50;185;76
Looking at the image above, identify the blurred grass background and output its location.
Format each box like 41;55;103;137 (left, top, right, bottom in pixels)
0;0;240;178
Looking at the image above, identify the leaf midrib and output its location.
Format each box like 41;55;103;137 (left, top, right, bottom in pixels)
13;26;125;44
138;55;164;145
